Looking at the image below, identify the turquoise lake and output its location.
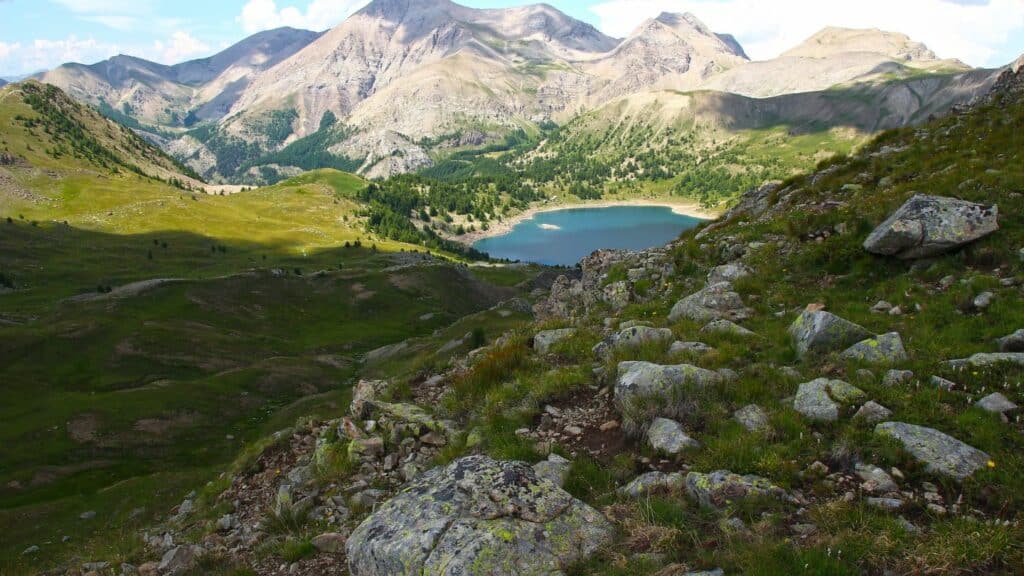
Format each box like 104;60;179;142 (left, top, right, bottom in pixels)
473;205;705;266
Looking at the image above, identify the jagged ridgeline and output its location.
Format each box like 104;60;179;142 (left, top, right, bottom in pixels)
34;0;1001;189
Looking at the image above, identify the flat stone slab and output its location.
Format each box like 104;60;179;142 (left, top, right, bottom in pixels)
874;422;991;482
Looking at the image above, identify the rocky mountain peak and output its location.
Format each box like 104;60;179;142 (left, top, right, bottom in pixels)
356;0;457;21
783;26;938;61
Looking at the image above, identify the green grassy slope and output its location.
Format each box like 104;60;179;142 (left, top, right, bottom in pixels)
0;83;539;571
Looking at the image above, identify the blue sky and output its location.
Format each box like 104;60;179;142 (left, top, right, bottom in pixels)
1;0;1022;77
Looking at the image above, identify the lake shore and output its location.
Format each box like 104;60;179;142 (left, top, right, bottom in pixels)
459;198;721;245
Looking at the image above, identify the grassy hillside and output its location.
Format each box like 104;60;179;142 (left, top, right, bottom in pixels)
102;66;1024;576
0;82;546;572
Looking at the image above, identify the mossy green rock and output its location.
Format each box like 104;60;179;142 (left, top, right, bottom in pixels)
793;378;865;422
841;332;908;364
789;309;873;358
346;455;613;575
874;422;991;482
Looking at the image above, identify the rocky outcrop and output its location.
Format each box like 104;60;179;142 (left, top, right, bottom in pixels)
789;308;873;358
863;195;999;259
346;455;613;575
875;422;991;482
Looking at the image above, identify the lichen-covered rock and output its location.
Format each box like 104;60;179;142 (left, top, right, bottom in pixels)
975;393;1018;414
533;328;576;354
701;319;755;337
882;369;915;387
619;471;686;498
789;309;873;358
669;341;715;355
707;263;752;286
947;352;1024;369
874;422;991;482
793;379;865;422
614;362;723;430
840;332;908;364
351;379;390;419
997;329;1024;352
614;326;674;349
647;417;700;455
603;280;631;310
669;282;752;324
346;455;613;576
863;194;999;259
733;404;770;432
685;470;793;509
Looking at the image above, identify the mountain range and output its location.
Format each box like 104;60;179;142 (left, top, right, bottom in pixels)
34;0;1012;183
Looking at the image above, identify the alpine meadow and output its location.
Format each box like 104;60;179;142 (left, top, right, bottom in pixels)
1;1;1023;574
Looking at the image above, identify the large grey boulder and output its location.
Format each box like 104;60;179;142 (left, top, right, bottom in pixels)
614;362;723;429
996;329;1024;352
347;455;613;576
533;328;576;354
707;263;751;286
874;422;991;482
669;282;751;324
793;379;865;422
647;417;700;455
863;194;999;259
685;470;793;509
789;309;873;358
840;332;908;364
614;325;674;349
976;393;1018;414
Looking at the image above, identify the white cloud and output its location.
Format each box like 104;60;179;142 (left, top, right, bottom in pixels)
0;31;214;76
238;0;370;34
152;31;211;64
589;0;1024;67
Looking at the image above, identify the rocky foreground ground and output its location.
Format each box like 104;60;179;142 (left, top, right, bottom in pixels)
41;59;1024;576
